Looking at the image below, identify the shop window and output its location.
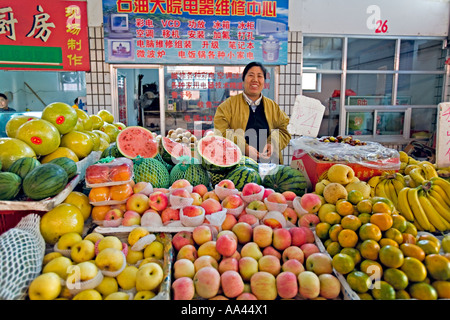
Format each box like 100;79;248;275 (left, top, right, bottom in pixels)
347;38;396;70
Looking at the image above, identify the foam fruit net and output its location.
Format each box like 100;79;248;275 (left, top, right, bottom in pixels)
0;214;46;300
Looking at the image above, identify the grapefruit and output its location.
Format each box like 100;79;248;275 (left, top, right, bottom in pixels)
113;122;127;131
41;147;79;163
93;130;111;144
60;131;94;160
16;119;61;156
98;137;110;152
41;102;78;134
98;109;115;124
40;203;84;245
89;114;104;130
100;123;120;143
75;109;93;131
63;191;92;220
5;115;37;138
0;137;36;170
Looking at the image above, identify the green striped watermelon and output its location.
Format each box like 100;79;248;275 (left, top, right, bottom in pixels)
48;157;77;179
170;156;210;187
197;135;242;174
101;144;121;158
0;172;22;200
225;166;262;191
262;165;307;196
133;157;170;188
209;172;226;188
8;157;41;180
23;163;69;200
238;156;259;172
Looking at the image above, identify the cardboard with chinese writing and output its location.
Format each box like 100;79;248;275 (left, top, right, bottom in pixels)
0;1;90;71
436;102;450;168
102;0;288;65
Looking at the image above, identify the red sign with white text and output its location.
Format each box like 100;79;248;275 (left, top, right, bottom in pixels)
0;0;90;71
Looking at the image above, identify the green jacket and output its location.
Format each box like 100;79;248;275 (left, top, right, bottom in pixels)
213;93;291;164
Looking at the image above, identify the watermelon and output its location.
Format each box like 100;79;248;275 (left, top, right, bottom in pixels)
197;135;242;174
101;144;121;159
8;157;41;180
160;136;191;165
23;163;69;200
262;165;307;196
209;172;226;188
238;156;259;172
48;157;78;179
0;172;22;200
116;126;159;159
225;166;262;191
170;156;210;187
133;157;170;189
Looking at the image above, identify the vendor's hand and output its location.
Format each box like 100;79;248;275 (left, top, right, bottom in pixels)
260;144;273;159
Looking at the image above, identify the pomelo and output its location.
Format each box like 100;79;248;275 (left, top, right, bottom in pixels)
75;109;93;131
5;115;38;138
98;109;115;124
100;123;120;143
16;119;61;156
40;203;84;245
41;102;78;134
0;137;37;170
60;130;94;160
41;147;79;163
89;114;104;130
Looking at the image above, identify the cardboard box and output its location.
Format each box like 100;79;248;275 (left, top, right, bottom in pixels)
291;149;400;190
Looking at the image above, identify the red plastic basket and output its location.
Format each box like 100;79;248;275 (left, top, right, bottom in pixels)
0;211;45;235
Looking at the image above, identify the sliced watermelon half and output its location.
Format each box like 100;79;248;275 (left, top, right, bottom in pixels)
197;135;242;174
161;136;191;165
116;126;159;159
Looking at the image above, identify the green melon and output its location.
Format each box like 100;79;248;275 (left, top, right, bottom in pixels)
101;144;121;159
133;157;170;188
0;172;22;200
238;156;259;172
209;172;226;188
197;135;242;174
160;137;191;166
262;165;307;196
48;157;78;179
23;163;69;200
225;166;262;191
153;153;174;172
170;156;210;187
8;157;41;180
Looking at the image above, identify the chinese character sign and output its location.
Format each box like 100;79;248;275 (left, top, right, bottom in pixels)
103;0;288;65
436;102;450;168
0;1;89;71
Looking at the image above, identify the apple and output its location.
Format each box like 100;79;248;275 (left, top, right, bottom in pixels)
42;256;72;281
262;246;282;260
174;259;196;279
104;292;131;300
160;207;180;224
140;209;163;227
182;205;204;217
72;289;103;300
217;179;235;189
143;241;164;260
252;224;273;248
305;252;333;275
192;225;213;246
122;210;141;226
240;242;263;261
104;208;123;226
289;227;308;247
172;277;195;300
197;240;221;261
203;191;220;201
221;270;244;298
134;291;156;300
57;232;83;251
176;244;198;262
116;265;138;291
242;182;263;196
298;271;320;299
238;256;259;282
246;200;267;213
71;239;96;263
126;193;150;214
258;254;281;276
300;226;315;243
72;261;99;285
282;207;298;225
135;262;164;291
148;191;169;212
262;188;274;199
221;213;237;230
231;222;253;244
171;178;192;189
95;248;125;272
319;274;341;299
193;184;208;197
237;213;258;226
282;191;297;202
282;259;305;276
126;249;144;265
300;193;323;214
282;246;305;264
276;271;298;299
96;235;123;252
193;266;221;299
218;257;239;274
236;292;258;300
215;233;237;257
272;228;292;251
201;198;223;215
300;243;320;259
327;164;355;185
133;181;153;196
28;272;62;300
299;213;320;228
222;194;244;209
262;211;286;229
266;192;287;204
172;231;194;251
194;255;219;272
217;229;238;241
190;192;203;206
250;271;277;300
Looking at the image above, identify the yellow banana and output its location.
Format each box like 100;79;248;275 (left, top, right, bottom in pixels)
393;173;406;186
426;192;450;224
413;219;424;231
407;187;432;231
418;190;448;232
392;178;406;195
428;188;450;212
368;175;381;197
429;184;450;207
396;187;415;222
409;167;426;185
404;164;421;176
387;180;398;208
375;179;389;198
420;162;438;180
430;177;450;198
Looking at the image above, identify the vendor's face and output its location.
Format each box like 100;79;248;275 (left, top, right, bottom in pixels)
0;97;7;109
243;66;265;100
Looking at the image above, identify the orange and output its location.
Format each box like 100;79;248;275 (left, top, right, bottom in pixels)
89;186;111;203
357;213;371;224
340;247;362;266
359;223;382;242
391;214;407;232
109;164;133;182
315;222;331;240
395;289;411;300
379;245;404;268
91;205;112;221
403;221;418;237
356;199;372;214
337;229;358;248
347;190;364;205
326;241;341;257
360;259;383;280
408;282;438;300
340;215;361;231
371;201;392;214
360;239;381;260
322;211;341;225
379;238;399;248
335;200;355;216
401;257;427;282
383;268;409;290
424;254;450;281
370;213;393;231
402;233;416;244
432;281;450;299
346;270;371;293
328;224;343;242
332;253;355;274
399;243;425;261
384;228;403;245
109;183;133;201
371;280;396;300
416;239;440;255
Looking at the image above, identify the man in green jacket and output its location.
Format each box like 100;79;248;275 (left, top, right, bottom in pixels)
213;61;291;164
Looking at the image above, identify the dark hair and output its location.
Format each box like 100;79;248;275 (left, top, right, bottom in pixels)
242;61;266;81
0;93;7;100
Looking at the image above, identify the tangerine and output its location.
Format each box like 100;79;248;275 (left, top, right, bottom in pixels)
395;289;411;300
379;245;404;268
332;253;355;274
416;239;440;255
432;281;450;299
89;186;110;203
384;228;403;245
340;247;362;265
322;211;341;225
328;224;343;242
402;233;416;244
326;241;341;257
346;270;371;293
370;213;393;231
383;268;409;290
424;254;450;281
356;199;372;214
401;257;427;282
417;233;440;244
399;243;425;261
347;190;364;205
357;293;373;300
109;183;133;201
315;222;331;240
409;282;438;300
359;223;382;242
91;205;111;221
357;213;371;224
335;200;355;216
337;229;358;248
403;221;418;236
360;239;381;260
360;259;383;280
340;214;361;231
318;203;337;221
371;280;396;300
379;238;399;248
371;201;392;214
391;214;407;232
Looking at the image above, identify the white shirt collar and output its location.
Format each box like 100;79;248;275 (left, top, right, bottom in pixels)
243;92;263;107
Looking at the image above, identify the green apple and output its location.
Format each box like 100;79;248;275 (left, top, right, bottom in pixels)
116;265;138;290
71;239;96;263
135;262;164;291
72;289;102;300
28;272;62;300
57;232;83;250
95;248;125;272
42;256;73;280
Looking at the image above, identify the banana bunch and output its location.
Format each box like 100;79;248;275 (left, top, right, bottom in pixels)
402;160;438;187
368;172;406;210
396;177;450;233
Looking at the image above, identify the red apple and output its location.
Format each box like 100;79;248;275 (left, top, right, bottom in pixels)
190;192;203;206
300;226;315;243
171;179;191;189
161;207;180;224
222;194;243;209
104;208;123;221
215;233;237;257
122;210;141;226
182;205;204;217
217;179;235;189
218;257;239;274
221;213;237;230
192;184;208;197
282;207;298;225
266;192;287;204
299;213;320;228
289;227;308;247
171;188;191;198
203;191;219;201
247;200;267;211
192;225;213;246
262;188;274;199
300;193;323;214
300;243;320;259
133;181;153;196
200;198;222;215
126;193;150;215
242;182;263;196
237;214;258;226
272;228;292;251
282;191;297;202
148;191;169;212
262;246;282;260
172;231;194;251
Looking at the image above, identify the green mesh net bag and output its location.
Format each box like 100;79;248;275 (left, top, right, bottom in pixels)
0;214;45;300
133;156;170;189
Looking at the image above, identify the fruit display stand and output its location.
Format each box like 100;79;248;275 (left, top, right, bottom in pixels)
76;150;102;181
94;225;195;234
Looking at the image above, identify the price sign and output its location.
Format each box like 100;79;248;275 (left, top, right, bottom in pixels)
436;102;450;168
287;95;325;137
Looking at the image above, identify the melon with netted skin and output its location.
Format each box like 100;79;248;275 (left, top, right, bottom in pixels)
133;157;170;189
197;135;242;174
116;126;159;159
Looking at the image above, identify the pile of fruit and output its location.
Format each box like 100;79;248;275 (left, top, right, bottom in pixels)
27;230;169;300
314;163;450;300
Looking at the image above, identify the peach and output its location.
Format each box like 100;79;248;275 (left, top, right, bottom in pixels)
298;271;320;299
250;271;277;300
283;207;298;225
272;228;292;251
300;243;320;259
217;179;235;189
282;246;305;264
276;271;298;299
238;256;259;281
237;214;258;226
194;255;219;272
203;191;220;201
121;210;141;226
190;192;203;206
231;222;253;244
282;259;305;276
262;188;274;199
262;246;282;259
217;229;238;241
171;179;191;189
176;244;198;262
305;252;333;275
266;192;287;204
192;184;208;197
289;227;308;247
300;226;315;243
222;194;244;209
300;193;323;213
220;270;244;298
258;254;281;276
218;257;239;274
299;213;320;228
161;207;180;224
242;182;263;196
172;231;194;251
192;225;213;246
148;191;169;212
236;292;258;300
319;273;341;299
197;240;221;261
182;205;204;217
200;198;222;215
171;188;191;198
215;233;237;257
172;277;195;300
282;191;297;202
193;266;220;299
221;213;237;230
173;259;195;279
252;224;273;248
240;242;263;261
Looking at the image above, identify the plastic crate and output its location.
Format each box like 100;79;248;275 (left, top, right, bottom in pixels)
0;211;45;235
